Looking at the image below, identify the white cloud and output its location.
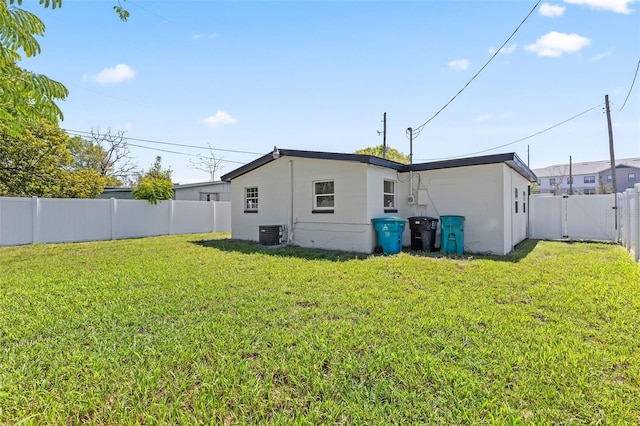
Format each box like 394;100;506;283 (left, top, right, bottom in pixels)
85;64;136;84
199;110;237;127
488;44;517;55
448;59;470;71
525;31;591;57
563;0;636;14
590;49;613;61
539;3;567;16
474;114;493;122
193;33;218;39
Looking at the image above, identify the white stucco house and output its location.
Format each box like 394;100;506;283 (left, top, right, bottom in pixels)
220;148;537;255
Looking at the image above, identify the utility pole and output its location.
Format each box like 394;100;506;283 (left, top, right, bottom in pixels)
605;94;618;231
407;127;413;165
527;144;530;168
382;112;387;159
569;155;573;195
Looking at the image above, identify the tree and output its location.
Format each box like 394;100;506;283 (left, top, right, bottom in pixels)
188;143;225;181
355;144;410;164
132;156;174;204
67;129;139;186
0;1;128;134
0;119;107;198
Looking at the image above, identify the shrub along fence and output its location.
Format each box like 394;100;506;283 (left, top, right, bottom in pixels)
0;197;231;246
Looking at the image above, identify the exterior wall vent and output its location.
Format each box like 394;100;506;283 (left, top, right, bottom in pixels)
259;225;286;245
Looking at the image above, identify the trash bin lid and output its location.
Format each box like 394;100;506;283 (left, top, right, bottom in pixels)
372;217;405;223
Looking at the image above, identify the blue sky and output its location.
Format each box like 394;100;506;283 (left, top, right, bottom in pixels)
25;0;640;183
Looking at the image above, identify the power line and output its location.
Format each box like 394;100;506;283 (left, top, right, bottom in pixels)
414;105;600;162
126;143;246;165
64;128;264;156
409;0;542;140
618;59;640;112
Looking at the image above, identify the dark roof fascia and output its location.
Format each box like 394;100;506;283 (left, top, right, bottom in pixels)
220;149;537;182
408;152;538;182
220;149;406;181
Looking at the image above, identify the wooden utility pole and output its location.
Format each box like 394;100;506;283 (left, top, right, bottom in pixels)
382;112;387;159
605;94;618;231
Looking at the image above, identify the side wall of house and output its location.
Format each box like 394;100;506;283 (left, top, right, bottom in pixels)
397;164;509;255
504;166;530;254
230;157;374;253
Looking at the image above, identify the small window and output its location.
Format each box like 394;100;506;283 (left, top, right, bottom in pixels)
523;202;526;213
549;178;556;185
515;201;518;213
384;180;396;212
514;188;518;199
584;176;595;184
629;173;636;182
313;180;334;213
607;174;612;182
244;187;258;212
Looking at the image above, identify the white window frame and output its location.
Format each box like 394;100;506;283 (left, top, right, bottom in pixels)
313;180;334;212
629;172;636;182
244;187;258;212
584;176;595;184
383;179;396;211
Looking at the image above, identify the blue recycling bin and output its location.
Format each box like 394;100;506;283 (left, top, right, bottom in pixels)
440;215;465;255
372;217;406;254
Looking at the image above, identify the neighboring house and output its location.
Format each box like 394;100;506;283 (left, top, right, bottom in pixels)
96;181;231;201
220;148;537;255
173;181;231;201
533;158;640;195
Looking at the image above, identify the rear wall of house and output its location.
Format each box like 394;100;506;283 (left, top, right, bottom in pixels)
396;164;513;255
230;157;375;253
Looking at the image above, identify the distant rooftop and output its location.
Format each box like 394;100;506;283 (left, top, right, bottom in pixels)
533;157;640;177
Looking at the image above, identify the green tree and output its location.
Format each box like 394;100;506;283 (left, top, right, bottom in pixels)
132;156;174;204
0;1;128;133
355;144;410;164
0;120;107;197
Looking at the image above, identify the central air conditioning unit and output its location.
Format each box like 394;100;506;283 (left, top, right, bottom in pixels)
259;225;286;245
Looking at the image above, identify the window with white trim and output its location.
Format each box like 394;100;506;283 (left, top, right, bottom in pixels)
584;176;595;184
629;172;636;182
244;187;258;212
384;180;396;212
313;180;334;213
607;174;612;182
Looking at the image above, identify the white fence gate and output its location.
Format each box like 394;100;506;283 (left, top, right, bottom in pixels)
0;197;231;247
529;194;616;242
619;184;640;262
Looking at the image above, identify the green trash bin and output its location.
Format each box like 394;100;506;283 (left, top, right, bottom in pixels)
440;215;465;255
372;217;406;254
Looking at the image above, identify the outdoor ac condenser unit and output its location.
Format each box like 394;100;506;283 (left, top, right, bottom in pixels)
259;225;286;245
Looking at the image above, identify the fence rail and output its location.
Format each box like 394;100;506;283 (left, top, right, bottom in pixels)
0;197;231;247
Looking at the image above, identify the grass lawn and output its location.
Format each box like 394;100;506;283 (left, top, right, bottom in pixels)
0;234;638;424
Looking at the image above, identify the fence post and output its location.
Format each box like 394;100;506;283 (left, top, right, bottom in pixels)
168;199;174;235
631;183;640;262
110;198;117;240
211;201;216;232
32;196;39;244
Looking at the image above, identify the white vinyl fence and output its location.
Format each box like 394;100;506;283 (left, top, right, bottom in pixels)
619;184;640;262
0;197;231;247
530;190;640;262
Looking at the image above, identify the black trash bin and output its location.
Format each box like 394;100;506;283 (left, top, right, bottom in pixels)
408;216;439;252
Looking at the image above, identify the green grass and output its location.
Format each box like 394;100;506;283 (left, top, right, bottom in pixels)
0;235;638;424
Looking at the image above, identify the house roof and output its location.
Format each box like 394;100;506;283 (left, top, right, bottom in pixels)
220;148;538;182
173;181;230;190
533;157;640;178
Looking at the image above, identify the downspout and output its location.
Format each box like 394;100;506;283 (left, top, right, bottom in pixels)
288;160;294;244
